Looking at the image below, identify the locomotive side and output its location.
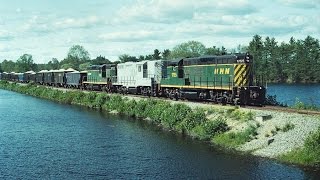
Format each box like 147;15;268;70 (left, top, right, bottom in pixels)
160;53;265;105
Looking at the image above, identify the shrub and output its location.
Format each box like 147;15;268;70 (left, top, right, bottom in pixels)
203;117;228;137
93;93;109;108
190;125;208;140
279;127;320;166
229;109;255;122
183;108;206;131
292;98;318;110
164;103;191;129
281;122;295;132
213;125;257;148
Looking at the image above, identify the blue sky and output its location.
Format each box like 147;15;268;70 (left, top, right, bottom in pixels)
0;0;319;63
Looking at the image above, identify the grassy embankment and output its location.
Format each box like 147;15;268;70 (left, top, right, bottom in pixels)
0;80;319;167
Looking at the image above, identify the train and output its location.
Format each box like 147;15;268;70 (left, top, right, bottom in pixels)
0;53;266;106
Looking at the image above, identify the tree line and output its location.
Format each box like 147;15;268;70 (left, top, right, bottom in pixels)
1;35;319;83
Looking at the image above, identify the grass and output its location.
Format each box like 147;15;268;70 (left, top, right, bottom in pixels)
291;98;319;111
281;122;295;132
212;125;258;148
278;127;320;166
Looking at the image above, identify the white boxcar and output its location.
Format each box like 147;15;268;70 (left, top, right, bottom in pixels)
115;60;163;94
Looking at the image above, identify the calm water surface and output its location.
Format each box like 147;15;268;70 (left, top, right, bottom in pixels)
0;89;319;179
267;84;320;106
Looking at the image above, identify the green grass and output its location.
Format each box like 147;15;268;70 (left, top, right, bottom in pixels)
291;98;319;111
281;122;295;132
279;127;320;166
212;125;258;148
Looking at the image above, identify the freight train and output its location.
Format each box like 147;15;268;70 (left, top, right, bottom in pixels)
0;53;266;106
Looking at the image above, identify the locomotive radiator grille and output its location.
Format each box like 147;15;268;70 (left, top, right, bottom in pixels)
234;64;250;87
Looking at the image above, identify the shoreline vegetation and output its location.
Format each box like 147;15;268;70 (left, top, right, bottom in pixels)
0;80;319;167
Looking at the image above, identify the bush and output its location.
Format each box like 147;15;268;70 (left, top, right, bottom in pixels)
292;98;318;110
279;127;320;166
213;125;257;148
229;109;255;122
281;122;295;132
183;108;206;131
203;117;228;137
190;125;208;140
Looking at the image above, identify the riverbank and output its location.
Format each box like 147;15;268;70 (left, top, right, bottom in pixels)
1;81;319;167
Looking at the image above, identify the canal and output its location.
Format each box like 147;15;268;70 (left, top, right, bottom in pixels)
0;89;319;179
267;83;320;106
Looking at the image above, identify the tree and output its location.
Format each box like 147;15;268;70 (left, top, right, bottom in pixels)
92;55;111;65
67;45;90;62
138;55;145;61
1;60;16;72
79;62;91;71
15;54;37;72
119;54;138;63
60;45;91;70
162;49;171;59
144;54;153;60
169;41;206;59
206;46;221;55
153;49;161;60
248;35;264;79
47;58;60;70
60;63;75;69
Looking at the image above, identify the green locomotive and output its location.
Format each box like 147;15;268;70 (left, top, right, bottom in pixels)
160;53;265;105
83;64;117;91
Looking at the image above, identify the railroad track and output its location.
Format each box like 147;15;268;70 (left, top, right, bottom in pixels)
9;82;320;116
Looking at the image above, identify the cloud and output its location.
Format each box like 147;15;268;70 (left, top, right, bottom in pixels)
54;16;103;29
21;15;105;36
117;0;256;24
99;30;163;42
277;0;320;8
0;30;14;41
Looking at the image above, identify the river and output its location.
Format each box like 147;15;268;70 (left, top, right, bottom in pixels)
0;89;319;179
267;83;320;106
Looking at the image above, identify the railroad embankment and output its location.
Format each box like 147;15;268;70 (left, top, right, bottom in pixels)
1;80;319;167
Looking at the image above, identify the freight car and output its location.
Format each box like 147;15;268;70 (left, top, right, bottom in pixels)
66;71;87;89
52;68;75;87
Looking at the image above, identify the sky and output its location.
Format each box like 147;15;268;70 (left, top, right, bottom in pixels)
0;0;319;63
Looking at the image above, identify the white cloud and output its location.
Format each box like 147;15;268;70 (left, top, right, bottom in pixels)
99;30;160;42
117;0;255;24
54;16;102;29
0;30;13;41
277;0;320;8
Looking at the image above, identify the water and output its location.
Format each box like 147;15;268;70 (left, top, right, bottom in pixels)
267;83;320;106
0;89;319;179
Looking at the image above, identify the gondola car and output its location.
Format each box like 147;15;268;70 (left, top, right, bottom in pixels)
25;71;36;83
160;53;265;105
16;73;25;83
36;70;48;85
53;68;75;87
66;71;87;89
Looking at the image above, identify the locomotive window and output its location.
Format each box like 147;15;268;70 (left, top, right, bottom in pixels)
143;63;148;78
102;66;106;78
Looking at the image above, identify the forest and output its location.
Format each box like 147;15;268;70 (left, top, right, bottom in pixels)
0;35;319;83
